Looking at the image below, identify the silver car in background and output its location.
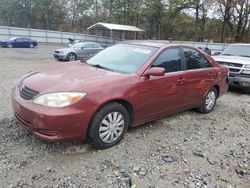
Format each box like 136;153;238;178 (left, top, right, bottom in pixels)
54;42;104;61
213;44;250;93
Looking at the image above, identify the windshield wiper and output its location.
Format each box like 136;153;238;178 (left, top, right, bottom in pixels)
90;64;114;71
222;53;233;56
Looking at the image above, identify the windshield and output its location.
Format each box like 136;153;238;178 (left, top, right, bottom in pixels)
222;45;250;57
86;44;158;74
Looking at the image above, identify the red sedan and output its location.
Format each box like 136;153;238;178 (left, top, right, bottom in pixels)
12;42;229;149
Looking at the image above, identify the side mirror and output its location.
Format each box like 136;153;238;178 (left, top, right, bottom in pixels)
144;67;165;77
213;52;221;55
81;47;85;50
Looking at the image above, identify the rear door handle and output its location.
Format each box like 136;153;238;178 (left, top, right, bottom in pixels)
208;72;216;78
177;77;185;84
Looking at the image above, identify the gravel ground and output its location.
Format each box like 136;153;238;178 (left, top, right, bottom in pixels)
0;44;249;188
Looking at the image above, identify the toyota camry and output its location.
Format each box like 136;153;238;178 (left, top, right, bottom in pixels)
12;42;229;149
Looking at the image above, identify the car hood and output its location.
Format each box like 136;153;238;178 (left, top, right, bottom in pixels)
212;55;250;65
22;61;130;94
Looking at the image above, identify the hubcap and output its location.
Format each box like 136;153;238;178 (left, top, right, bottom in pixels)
68;54;75;61
99;112;125;144
205;91;216;110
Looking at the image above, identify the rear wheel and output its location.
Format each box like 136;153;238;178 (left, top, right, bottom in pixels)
7;44;13;48
87;102;129;149
67;53;76;61
198;87;217;114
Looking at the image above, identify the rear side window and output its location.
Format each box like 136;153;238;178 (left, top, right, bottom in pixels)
93;43;101;48
203;57;212;68
183;48;204;70
83;43;93;48
152;48;182;73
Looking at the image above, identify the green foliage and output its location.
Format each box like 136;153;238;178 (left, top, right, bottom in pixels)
0;0;249;42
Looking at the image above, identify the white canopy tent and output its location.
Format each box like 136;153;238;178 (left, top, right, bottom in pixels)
87;22;144;41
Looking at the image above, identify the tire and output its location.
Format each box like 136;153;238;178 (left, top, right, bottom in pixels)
87;102;129;149
29;43;34;48
198;87;218;114
7;44;13;48
242;88;250;94
67;53;76;61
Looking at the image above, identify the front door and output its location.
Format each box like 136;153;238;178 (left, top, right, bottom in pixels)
135;48;187;123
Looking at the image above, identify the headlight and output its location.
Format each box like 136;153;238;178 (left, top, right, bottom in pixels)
60;50;67;54
33;92;87;107
243;64;250;74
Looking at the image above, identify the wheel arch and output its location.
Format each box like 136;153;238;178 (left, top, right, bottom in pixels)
98;99;134;126
213;85;220;98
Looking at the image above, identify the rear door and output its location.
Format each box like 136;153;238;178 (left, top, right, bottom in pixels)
181;47;217;108
136;47;187;122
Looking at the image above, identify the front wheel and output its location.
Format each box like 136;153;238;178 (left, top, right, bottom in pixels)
198;87;218;114
29;43;34;48
67;53;76;61
87;102;129;149
7;44;13;48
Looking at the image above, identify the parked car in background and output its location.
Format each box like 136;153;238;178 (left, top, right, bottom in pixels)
213;44;250;93
198;47;211;55
54;42;104;61
12;42;228;149
0;37;37;48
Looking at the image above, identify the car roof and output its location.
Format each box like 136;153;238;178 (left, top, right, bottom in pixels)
122;40;193;49
229;43;250;46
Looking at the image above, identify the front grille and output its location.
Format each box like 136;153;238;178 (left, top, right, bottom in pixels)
240;73;250;78
217;61;243;73
15;112;31;127
19;85;39;100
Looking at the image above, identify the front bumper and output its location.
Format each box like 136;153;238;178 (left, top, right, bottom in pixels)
229;74;250;88
11;86;92;142
53;53;67;60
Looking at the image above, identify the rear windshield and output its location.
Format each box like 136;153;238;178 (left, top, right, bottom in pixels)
87;44;158;74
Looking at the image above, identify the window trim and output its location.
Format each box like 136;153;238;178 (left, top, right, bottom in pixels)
150;47;185;74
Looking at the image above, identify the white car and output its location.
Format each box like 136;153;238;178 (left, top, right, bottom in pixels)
213;44;250;93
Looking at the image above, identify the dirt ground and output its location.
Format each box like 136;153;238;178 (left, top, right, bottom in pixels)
0;44;249;188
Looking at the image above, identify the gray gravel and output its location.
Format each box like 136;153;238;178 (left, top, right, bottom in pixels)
0;44;249;187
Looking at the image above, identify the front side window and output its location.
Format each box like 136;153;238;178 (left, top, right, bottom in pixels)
16;38;23;42
152;48;182;73
183;48;204;70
